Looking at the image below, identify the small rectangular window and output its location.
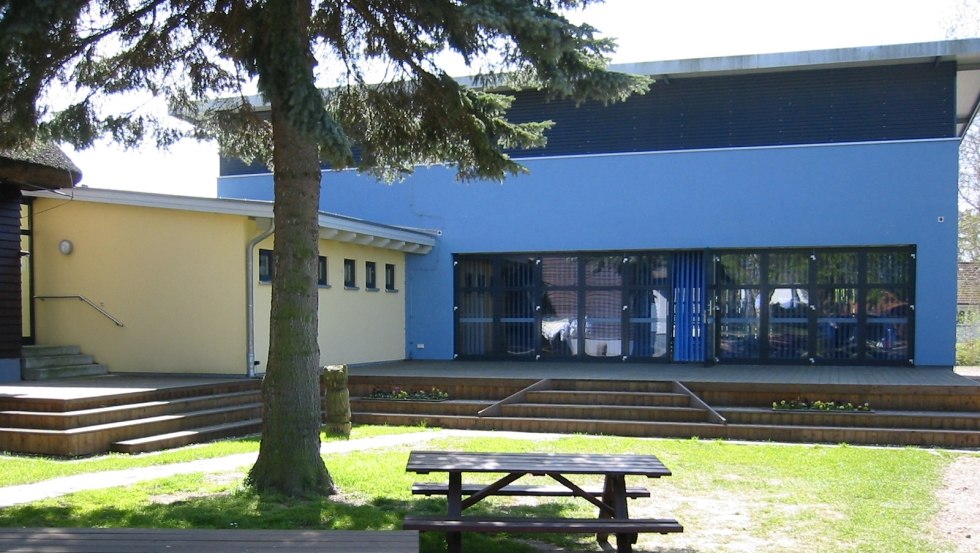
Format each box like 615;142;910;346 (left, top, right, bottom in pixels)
259;249;273;283
262;250;327;287
344;258;357;289
366;261;377;290
318;256;329;287
385;263;397;291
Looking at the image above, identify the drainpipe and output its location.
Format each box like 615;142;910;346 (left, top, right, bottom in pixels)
246;223;274;378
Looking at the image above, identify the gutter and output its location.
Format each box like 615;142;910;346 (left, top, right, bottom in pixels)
246;223;274;378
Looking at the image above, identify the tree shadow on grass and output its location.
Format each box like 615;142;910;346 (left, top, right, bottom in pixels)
0;493;692;553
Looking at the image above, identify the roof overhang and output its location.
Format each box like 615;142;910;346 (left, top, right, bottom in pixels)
24;187;436;254
0;143;83;191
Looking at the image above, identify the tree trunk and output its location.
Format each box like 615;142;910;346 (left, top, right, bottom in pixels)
322;364;352;438
247;100;333;496
245;0;333;495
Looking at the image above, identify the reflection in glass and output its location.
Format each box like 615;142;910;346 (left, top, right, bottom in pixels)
768;253;809;285
865;288;910;360
718;288;760;359
542;256;577;287
540;290;577;358
629;289;668;358
579;290;623;357
457;290;493;355
718;254;761;286
768;287;809;359
818;253;858;285
816;287;858;360
868;252;910;285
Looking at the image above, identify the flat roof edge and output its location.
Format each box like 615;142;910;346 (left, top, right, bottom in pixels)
613;38;980;78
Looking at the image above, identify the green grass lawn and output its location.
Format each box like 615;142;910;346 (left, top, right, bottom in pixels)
0;424;429;487
0;429;968;553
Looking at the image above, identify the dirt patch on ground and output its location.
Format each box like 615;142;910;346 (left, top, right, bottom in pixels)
934;455;980;553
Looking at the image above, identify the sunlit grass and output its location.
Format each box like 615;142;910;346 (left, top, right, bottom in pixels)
0;430;968;553
0;424;432;487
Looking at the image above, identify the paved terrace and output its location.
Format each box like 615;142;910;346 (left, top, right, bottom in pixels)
351;360;980;387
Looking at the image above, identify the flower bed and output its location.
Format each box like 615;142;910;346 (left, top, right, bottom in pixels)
369;387;449;401
772;399;872;412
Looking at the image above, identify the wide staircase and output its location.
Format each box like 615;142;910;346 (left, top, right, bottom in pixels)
20;345;109;380
0;373;262;457
349;376;980;448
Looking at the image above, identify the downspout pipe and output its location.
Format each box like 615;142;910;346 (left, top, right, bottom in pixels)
246;224;274;378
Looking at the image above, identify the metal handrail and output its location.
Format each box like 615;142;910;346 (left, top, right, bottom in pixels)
34;295;125;327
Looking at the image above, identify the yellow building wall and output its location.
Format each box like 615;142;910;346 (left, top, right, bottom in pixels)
31;198;251;375
252;237;407;371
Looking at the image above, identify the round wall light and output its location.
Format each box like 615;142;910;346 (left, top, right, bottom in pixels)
58;240;73;255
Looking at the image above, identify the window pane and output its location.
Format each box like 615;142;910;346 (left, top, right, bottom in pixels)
501;257;534;288
584;256;623;287
385;263;396;291
366;261;377;289
768;287;809;359
865;288;911;361
628;289;669;358
458;259;492;289
627;254;670;287
344;259;355;287
718;288;760;359
457;290;493;355
317;256;327;286
259;249;272;283
502;288;534;356
817;252;858;285
868;251;911;285
542;256;577;287
718;254;760;286
541;290;576;358
816;288;858;360
768;253;809;285
582;290;623;357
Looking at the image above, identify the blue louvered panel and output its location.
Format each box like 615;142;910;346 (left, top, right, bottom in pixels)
672;252;706;362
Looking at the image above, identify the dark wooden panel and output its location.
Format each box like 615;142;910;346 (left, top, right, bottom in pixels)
0;528;419;553
0;191;21;359
220;62;955;175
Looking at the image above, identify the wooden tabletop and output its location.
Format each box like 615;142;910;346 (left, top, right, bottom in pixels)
407;451;671;477
0;528;419;553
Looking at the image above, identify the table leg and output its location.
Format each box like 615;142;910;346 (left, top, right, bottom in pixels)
599;475;635;553
447;472;462;553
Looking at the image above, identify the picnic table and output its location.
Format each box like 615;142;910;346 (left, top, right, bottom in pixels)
403;450;682;553
0;527;419;553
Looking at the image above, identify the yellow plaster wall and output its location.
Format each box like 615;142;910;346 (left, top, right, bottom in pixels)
252;237;407;371
31;198;251;375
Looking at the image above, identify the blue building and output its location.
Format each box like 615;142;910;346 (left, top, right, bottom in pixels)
218;40;980;369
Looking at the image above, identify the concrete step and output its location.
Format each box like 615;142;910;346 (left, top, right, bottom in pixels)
550;380;676;393
350;398;491;416
21;354;94;370
21;364;109;381
0;390;262;430
351;411;980;448
718;407;980;431
111;419;263;454
525;390;691;407
500;403;709;422
0;403;262;456
21;345;81;358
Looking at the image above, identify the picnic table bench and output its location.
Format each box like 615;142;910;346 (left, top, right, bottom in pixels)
403;450;682;553
0;527;419;553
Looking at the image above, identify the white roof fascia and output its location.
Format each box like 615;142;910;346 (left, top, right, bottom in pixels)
25;187;435;254
613;38;980;79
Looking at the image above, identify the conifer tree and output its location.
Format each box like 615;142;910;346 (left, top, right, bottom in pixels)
0;0;650;496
